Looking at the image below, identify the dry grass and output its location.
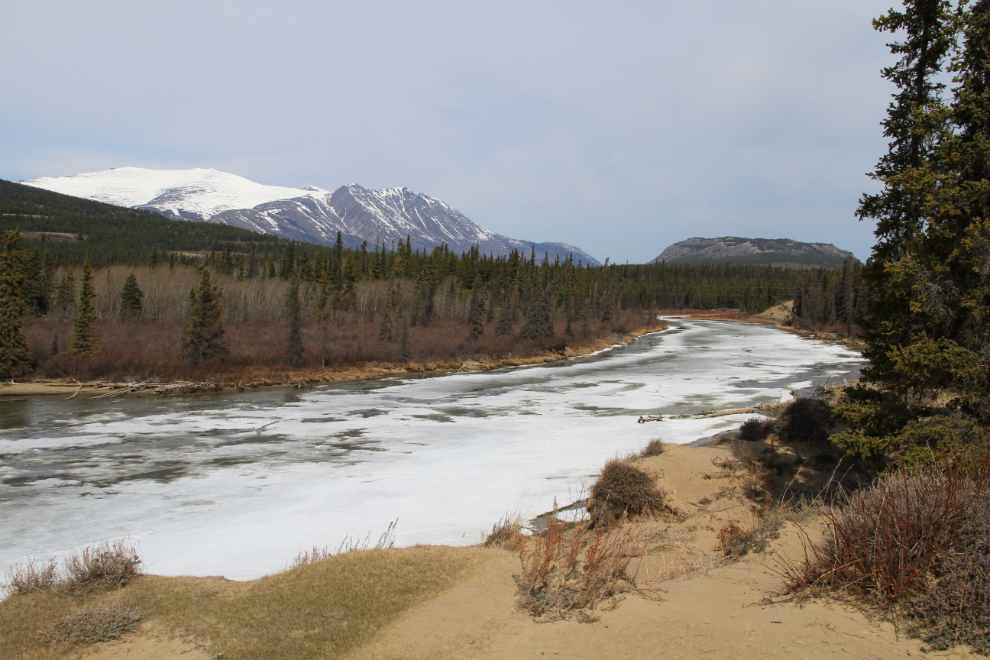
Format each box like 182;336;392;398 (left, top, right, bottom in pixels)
482;514;526;552
0;545;487;660
37;602;142;645
516;516;647;622
289;520;397;569
588;458;670;527
639;437;667;458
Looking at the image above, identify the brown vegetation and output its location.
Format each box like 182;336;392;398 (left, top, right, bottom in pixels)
516;516;647;622
3;541;141;599
587;458;670;527
19;264;652;386
37;603;142;645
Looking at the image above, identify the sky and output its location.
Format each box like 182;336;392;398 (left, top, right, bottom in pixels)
1;1;899;263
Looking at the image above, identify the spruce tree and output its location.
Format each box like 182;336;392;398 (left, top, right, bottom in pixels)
467;279;486;340
119;273;144;318
0;231;34;377
54;268;76;321
182;268;229;363
68;258;98;355
833;0;990;463
284;275;304;365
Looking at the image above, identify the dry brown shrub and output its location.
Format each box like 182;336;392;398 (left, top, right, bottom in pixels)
37;603;143;645
779;463;988;608
588;458;669;527
3;557;59;595
60;541;142;597
516;517;645;622
776;397;834;447
906;501;990;654
738;417;775;442
639;438;666;458
483;514;526;551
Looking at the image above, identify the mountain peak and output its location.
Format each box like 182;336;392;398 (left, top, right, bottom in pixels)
19;167;601;264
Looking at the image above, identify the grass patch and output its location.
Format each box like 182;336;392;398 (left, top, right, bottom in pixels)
1;546;487;660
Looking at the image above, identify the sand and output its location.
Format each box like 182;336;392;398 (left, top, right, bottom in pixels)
50;442;973;660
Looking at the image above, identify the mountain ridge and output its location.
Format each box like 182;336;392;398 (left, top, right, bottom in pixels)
651;236;856;268
20;167;600;265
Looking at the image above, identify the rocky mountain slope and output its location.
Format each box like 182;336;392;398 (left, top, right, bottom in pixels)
21;168;599;264
651;237;855;268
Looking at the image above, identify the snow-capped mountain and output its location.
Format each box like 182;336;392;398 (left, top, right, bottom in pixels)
20;167;600;265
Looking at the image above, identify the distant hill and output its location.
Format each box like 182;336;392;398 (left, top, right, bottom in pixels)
20;167;601;265
650;237;856;268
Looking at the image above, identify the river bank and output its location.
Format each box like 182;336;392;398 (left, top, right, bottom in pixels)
2;440;960;660
0;324;669;401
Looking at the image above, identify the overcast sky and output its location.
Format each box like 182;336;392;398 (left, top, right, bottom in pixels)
1;1;898;263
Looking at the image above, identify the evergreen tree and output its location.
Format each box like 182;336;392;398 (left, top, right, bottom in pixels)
279;242;296;279
119;273;144;318
54;268;76;320
68;258;98;355
284;275;304;365
833;0;990;463
22;249;48;317
149;247;162;268
467;278;486;340
182;268;229;363
0;231;34;377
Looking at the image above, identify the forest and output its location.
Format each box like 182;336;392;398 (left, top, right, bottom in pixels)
0;179;863;383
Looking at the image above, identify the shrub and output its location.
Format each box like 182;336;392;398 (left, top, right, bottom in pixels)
739;417;775;442
483;514;526;551
906;500;990;654
516;516;643;621
639;438;666;458
588;459;669;527
781;464;984;607
3;557;58;595
61;541;142;596
37;603;142;645
776;397;834;446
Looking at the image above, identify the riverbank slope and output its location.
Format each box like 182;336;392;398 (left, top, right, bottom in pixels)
1;440;965;660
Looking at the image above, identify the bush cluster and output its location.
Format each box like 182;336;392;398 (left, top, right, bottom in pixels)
588;458;669;527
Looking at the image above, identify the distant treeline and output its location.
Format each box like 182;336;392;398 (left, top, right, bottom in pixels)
3;178;866;334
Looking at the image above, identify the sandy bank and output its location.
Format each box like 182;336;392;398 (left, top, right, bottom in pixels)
21;441;967;660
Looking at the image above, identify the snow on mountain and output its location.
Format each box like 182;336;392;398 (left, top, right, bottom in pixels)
20;167;329;221
19;167;601;265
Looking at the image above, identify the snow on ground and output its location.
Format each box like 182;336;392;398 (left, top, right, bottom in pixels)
0;319;862;581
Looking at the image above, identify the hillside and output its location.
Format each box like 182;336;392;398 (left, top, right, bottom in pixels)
0;179;285;266
651;236;856;268
20;167;601;265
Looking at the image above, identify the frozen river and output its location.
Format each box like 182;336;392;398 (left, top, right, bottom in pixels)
0;318;863;580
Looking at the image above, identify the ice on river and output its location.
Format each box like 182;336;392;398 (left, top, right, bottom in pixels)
0;319;863;581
